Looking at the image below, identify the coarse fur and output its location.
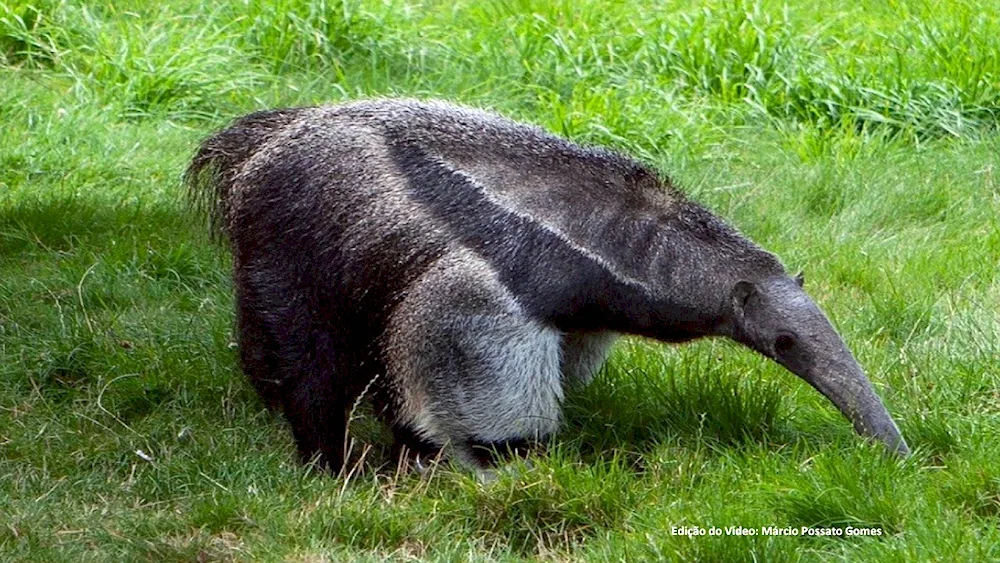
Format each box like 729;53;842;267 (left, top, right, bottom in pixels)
187;98;908;472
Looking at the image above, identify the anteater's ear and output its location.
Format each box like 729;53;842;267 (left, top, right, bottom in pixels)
730;280;759;325
794;271;805;287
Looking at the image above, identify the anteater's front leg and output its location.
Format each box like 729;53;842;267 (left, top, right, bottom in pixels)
560;331;619;388
385;249;565;471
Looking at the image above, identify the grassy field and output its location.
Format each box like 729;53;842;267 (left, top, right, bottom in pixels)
2;0;999;560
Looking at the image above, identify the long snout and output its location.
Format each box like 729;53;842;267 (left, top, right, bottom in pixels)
800;359;909;456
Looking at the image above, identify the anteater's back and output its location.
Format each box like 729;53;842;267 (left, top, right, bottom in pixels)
187;99;685;330
189;99;680;245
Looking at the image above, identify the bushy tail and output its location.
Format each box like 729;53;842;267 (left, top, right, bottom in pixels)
185;108;305;238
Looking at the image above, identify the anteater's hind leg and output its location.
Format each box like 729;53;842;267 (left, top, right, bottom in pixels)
385;249;564;471
234;265;352;472
279;330;351;472
234;279;285;410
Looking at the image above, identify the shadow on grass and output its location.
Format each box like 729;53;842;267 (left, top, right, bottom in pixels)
1;194;176;253
561;341;791;465
3;192;228;308
0;193;223;279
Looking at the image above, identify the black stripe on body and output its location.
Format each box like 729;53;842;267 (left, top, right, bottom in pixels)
390;143;708;338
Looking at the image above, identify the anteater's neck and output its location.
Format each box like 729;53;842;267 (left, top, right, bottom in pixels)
525;200;786;342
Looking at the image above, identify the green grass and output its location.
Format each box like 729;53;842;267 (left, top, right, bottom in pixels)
2;0;999;560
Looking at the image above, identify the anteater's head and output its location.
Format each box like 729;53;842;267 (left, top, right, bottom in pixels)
722;273;910;456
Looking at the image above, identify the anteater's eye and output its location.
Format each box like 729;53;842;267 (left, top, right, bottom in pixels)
774;333;796;355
